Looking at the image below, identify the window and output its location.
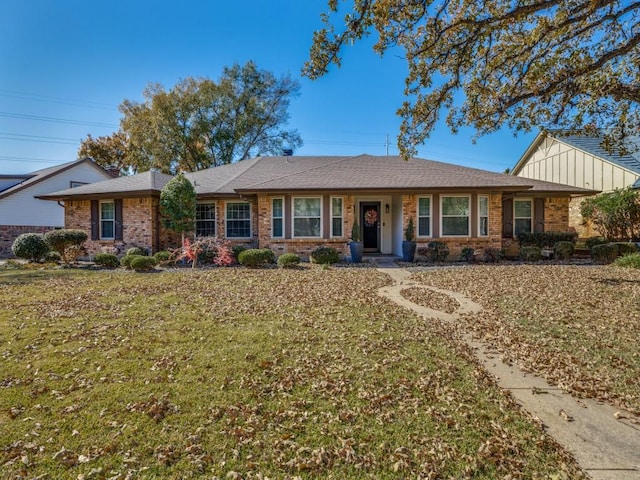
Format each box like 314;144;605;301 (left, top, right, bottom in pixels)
226;202;251;238
272;198;284;238
441;196;470;236
293;197;321;237
331;197;343;237
195;203;216;237
417;196;431;237
100;201;115;239
478;195;489;237
514;199;533;236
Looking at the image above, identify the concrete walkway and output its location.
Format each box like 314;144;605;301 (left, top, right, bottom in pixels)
376;263;640;480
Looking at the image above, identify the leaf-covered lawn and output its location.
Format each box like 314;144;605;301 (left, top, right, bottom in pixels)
411;264;640;415
0;267;582;479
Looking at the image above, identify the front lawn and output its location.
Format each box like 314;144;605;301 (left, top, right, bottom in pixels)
411;264;640;415
0;267;582;478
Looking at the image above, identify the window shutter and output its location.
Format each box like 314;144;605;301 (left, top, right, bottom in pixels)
90;200;99;240
534;198;545;233
114;199;123;240
502;198;513;237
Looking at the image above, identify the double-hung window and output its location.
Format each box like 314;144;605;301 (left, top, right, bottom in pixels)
100;201;115;240
514;199;533;236
478;195;489;237
272;198;284;238
226;202;251;238
293;197;321;238
441;196;470;236
417;196;431;237
331;197;343;237
195;203;216;237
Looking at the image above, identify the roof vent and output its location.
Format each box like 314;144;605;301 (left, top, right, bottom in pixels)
282;149;293;156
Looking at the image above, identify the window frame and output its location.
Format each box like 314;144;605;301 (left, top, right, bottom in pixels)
271;197;284;239
417;196;432;238
292;196;323;239
440;194;471;237
478;195;489;237
225;201;252;239
195;202;216;237
514;198;533;236
330;196;343;238
99;200;115;240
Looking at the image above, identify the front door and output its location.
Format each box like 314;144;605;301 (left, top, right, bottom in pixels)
361;202;380;253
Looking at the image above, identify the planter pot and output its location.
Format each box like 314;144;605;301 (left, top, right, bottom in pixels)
349;241;364;263
402;241;416;262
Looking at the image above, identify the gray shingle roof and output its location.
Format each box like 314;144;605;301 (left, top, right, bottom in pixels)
556;134;640;174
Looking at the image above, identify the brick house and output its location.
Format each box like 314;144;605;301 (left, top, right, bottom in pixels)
39;154;594;258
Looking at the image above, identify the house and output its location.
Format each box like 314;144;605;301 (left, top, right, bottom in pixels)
38;154;594;259
0;158;115;257
511;132;640;237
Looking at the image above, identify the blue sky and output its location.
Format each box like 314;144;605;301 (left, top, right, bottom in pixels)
0;0;536;175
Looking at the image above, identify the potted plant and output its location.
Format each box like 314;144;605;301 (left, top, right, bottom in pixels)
349;220;364;263
402;217;417;262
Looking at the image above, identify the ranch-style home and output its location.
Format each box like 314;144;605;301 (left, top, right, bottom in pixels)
39;154;595;259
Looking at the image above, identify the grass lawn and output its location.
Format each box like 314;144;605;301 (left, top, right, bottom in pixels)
411;264;640;415
0;266;583;479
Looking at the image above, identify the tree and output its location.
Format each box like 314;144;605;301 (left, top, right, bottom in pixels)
79;61;302;174
159;174;196;245
304;0;640;157
78;132;130;175
580;187;640;241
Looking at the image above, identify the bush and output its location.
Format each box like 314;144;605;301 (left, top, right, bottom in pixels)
94;253;119;268
153;251;173;264
310;247;340;265
238;248;275;267
585;236;609;250
418;241;450;262
232;245;248;261
194;237;219;265
460;247;476;263
614;242;638;256
43;250;62;263
614;253;640;269
120;254;142;269
43;229;88;263
11;233;49;262
277;253;301;268
590;243;618;264
130;255;157;271
520;246;541;261
483;247;504;263
126;246;147;256
553;241;575;260
517;231;577;248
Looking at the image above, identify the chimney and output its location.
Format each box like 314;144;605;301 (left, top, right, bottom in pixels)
105;165;120;178
282;148;293;156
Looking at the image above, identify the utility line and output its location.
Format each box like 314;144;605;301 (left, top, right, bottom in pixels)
0;111;117;128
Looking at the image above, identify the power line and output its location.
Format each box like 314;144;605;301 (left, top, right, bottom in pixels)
0;89;116;110
0;155;67;164
0;111;117;128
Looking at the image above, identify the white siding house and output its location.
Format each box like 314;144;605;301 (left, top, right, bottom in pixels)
511;132;640;237
0;158;113;256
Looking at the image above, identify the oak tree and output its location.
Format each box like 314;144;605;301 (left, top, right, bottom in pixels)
304;0;640;157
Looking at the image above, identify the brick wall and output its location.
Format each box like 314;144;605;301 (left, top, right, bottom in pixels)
568;196;598;238
0;225;57;258
544;197;570;232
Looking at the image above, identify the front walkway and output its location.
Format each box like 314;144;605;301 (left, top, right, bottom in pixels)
376;262;640;480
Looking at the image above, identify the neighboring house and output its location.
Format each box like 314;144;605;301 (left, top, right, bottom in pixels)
511;131;640;237
0;158;114;257
39;154;594;259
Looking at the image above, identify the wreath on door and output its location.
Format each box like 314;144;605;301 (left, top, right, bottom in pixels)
364;209;378;227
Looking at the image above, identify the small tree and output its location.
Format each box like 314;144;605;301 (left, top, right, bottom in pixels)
159;173;196;246
581;188;640;241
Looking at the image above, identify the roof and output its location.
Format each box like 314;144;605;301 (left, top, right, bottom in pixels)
0;158;110;200
512;131;640;176
40;154;594;200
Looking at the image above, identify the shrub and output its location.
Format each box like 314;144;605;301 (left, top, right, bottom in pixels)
11;233;49;262
310;247;340;265
517;231;577;248
277;253;301;268
590;243;618;264
153;251;173;264
120;254;142;269
483;247;504;263
614;253;640;269
232;245;248;261
43;250;62;263
43;229;88;263
130;255;157;271
460;247;476;263
553;241;575;260
94;253;119;268
238;248;275;267
585;236;609;250
194;237;219;265
418;241;450;262
126;246;147;256
214;241;235;267
614;242;638;256
520;246;541;261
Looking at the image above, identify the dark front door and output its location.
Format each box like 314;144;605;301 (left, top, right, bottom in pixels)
361;202;380;253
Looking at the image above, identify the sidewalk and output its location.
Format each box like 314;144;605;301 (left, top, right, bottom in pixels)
376;264;640;480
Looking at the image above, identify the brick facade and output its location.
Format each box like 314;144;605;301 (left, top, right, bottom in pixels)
544;197;570;233
0;225;57;258
568;196;598;238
